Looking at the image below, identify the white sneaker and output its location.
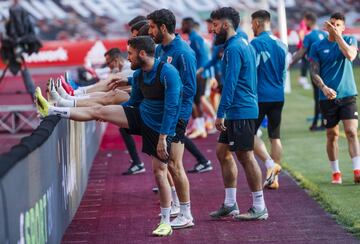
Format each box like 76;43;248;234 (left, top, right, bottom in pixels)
170;214;194;229
298;76;307;85
298;77;311;90
170;204;180;217
303;83;311;90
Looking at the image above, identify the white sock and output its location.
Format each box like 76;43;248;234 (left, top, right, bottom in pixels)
180;202;192;219
198;117;205;130
352;156;360;170
73;95;90;100
265;158;275;169
171;186;180;206
48;88;61;101
329;160;340;173
58;98;75;107
48;106;70;118
193;118;200;129
49;90;74;107
224;188;236;207
160;207;171;224
252;190;265;212
74;89;86;96
57;84;76;100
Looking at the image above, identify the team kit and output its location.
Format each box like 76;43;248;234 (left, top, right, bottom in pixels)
34;7;359;236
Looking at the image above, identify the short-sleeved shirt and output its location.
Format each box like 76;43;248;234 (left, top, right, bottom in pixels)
303;29;327;55
251;31;288;103
308;36;358;101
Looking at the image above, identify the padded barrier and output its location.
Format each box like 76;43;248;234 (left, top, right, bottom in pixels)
0;116;105;244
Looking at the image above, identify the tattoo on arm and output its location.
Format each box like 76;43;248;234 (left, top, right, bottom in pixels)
310;61;325;89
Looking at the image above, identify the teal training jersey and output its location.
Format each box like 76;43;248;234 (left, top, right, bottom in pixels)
309;36;358;100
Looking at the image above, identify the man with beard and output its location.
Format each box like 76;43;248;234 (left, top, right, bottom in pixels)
34;36;182;236
209;7;268;221
146;8;208;229
250;10;287;190
196;19;248;91
47;48;144;176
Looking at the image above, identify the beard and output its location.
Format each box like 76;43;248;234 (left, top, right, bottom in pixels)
214;27;227;45
130;56;146;70
151;31;164;44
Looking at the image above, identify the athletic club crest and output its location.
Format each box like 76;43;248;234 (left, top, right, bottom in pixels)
167;56;173;63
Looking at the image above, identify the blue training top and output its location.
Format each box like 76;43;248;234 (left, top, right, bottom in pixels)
251;31;288;102
125;59;183;135
155;34;197;121
303;29;327;55
308;35;358;101
188;30;209;78
236;27;248;41
217;33;258;120
203;40;223;78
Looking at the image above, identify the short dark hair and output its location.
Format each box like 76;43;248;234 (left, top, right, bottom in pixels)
128;15;147;27
147;9;176;34
104;48;122;59
130;19;148;32
182;17;195;30
183;17;195;24
251;10;271;22
210;7;240;29
330;12;345;22
304;12;317;23
206;18;212;23
137;24;149;36
127;36;155;57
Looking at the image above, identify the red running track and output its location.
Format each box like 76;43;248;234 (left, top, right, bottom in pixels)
62;124;358;244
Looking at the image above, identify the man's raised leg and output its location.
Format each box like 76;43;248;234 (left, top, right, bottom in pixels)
35;87;129;128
